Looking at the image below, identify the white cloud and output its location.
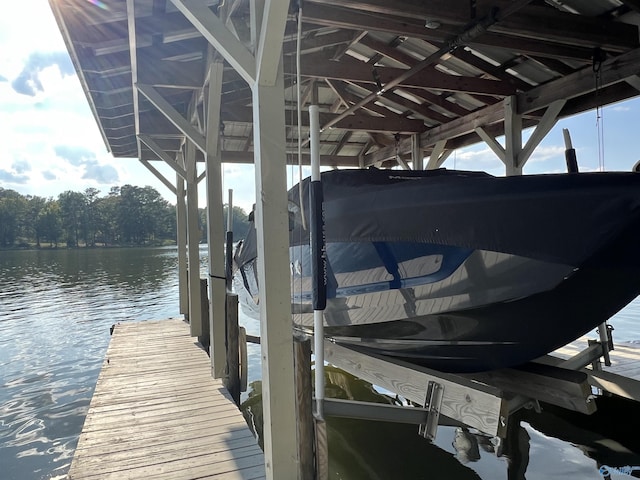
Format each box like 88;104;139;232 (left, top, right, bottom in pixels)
611;105;631;112
526;145;565;165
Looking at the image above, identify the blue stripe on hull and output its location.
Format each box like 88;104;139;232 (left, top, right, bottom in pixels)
290;241;473;301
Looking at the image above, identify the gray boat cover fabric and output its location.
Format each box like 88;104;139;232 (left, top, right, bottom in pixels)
236;168;640;268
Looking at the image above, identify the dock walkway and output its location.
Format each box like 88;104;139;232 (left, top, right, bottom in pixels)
68;318;265;480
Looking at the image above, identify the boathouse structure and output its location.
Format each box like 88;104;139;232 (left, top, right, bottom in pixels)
50;0;640;477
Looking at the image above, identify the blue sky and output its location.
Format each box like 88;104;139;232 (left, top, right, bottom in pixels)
1;1;639;213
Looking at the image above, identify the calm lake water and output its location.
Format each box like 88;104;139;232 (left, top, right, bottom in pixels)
2;247;640;479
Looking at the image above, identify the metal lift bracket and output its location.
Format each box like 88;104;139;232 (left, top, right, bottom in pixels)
418;380;444;441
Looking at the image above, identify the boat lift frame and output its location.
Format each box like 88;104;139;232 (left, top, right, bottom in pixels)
319;318;640;445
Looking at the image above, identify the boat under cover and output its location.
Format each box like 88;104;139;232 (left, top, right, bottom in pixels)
234;168;640;372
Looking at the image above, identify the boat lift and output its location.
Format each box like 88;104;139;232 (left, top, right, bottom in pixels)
318;319;636;446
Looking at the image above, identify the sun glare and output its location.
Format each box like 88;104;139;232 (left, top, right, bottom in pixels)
86;0;109;10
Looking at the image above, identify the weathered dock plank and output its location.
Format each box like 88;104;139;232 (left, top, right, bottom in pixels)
68;318;265;480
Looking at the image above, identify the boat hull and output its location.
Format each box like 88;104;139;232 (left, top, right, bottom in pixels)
234;169;640;372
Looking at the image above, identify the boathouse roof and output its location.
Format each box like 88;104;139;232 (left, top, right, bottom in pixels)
50;0;640;168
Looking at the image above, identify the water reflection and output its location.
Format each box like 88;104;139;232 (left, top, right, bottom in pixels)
0;247;181;480
3;246;640;479
242;367;640;479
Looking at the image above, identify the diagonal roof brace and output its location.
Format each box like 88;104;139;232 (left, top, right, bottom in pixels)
318;0;534;132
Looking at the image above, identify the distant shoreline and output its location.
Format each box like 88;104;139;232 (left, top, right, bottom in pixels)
0;240;177;252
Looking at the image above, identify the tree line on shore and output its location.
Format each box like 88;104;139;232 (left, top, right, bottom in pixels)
0;185;251;249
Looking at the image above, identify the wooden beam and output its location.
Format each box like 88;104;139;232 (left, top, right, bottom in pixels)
221;106;427;133
475;126;505;162
255;0;288;86
139;159;177;195
399;86;473;118
353;82;452;124
303;1;635;60
301;3;454;43
504;95;523;175
425;140;447;170
204;61;227;379
325;79;409;119
467;363;596;415
299;52;516;96
518;99;565;167
138;134;188;179
282;30;358;55
518;47;640;113
358;34;423;68
126;0;141;161
176;159;188;315
325;342;508;437
450;48;532;91
422;101;506;147
469;34;598;62
137;84;207;153
184;139;203;336
411;133;423;169
305;0;470;25
169;0;256;84
251;57;299;479
490;4;638;53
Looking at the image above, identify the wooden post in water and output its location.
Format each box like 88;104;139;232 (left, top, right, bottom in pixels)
225;292;240;406
198;278;210;350
294;336;315;480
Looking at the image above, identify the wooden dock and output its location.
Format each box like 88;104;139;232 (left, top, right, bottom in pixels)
68;318;265;480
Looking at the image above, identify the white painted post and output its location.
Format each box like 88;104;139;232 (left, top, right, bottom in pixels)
185;140;203;336
504;96;523;176
252;57;299;478
205;61;227;377
176;159;189;316
412;133;423;170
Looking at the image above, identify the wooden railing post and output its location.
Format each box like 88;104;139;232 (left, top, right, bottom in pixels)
198;278;210;350
225;293;240;405
294;336;315;479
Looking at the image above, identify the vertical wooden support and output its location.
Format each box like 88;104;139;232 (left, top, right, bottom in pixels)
504;95;523;176
225;293;240;405
315;419;329;480
294;337;315;480
252;57;299;478
176;165;189;316
199;278;210;350
185;140;203;335
411;133;423;170
205;60;227;378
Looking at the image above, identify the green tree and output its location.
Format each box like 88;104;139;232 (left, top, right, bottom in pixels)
118;185;174;245
94;193;120;245
25;195;47;247
58;190;87;247
38;200;63;247
0;189;27;247
198;204;250;244
83;188;100;246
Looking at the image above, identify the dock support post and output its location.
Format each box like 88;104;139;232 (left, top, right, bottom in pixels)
176;168;188;317
294;337;315;479
504;96;523;176
204;60;227;378
198;278;210;350
251;55;299;478
225;293;240;405
185;139;203;335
